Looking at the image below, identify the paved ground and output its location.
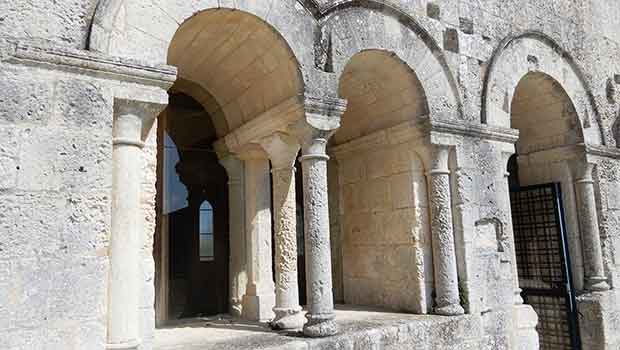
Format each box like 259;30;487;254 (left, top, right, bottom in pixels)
154;305;475;350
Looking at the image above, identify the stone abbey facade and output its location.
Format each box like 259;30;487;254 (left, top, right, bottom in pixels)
3;0;620;349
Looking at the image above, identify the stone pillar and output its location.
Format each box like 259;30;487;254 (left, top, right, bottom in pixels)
240;148;276;322
573;161;609;291
107;99;162;350
500;151;523;305
261;133;304;330
219;155;247;317
299;132;338;337
427;144;464;316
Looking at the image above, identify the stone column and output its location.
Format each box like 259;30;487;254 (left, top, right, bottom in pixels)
107;99;162;350
261;133;304;330
239;148;276;322
573;161;609;291
500;151;523;305
219;155;247;317
299;131;337;337
427;144;464;316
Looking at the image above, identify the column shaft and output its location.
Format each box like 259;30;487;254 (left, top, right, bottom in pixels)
300;137;338;337
107;113;144;349
220;156;247;317
575;164;609;291
242;157;276;321
500;159;523;304
271;165;303;329
428;145;464;316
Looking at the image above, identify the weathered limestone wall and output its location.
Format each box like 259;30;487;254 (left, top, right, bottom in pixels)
333;138;432;314
3;0;620;349
0;39;171;349
447;137;521;348
0;52;113;348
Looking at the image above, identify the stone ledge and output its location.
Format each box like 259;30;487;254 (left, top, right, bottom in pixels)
154;306;481;350
3;40;177;89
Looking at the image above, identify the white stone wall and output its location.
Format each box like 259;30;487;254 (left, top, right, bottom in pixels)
3;0;620;349
334;141;432;314
0;60;114;349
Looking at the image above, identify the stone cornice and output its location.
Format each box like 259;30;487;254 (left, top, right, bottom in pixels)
329;117;520;159
428;119;519;144
584;144;620;160
5;41;177;89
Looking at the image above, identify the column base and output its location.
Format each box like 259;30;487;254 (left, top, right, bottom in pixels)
242;293;275;322
586;277;610;292
435;303;465;316
231;299;243;318
303;313;338;337
271;306;305;330
105;339;141;350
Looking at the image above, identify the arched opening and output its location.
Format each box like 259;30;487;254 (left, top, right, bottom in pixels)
154;8;305;326
508;72;583;349
155;92;229;322
328;50;432;314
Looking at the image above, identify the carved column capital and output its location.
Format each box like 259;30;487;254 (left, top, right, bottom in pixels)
570;158;595;184
260;132;300;170
427;144;452;175
113;98;166;147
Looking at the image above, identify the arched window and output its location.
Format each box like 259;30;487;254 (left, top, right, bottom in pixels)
199;201;214;261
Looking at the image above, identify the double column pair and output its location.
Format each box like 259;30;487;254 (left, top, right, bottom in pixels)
227;129;338;336
225;135;305;330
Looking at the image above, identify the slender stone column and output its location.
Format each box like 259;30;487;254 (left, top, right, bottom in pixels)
219;155;247;317
500;151;523;305
299;132;337;337
573;161;609;291
261;133;304;330
239;148;276;322
427;144;464;316
292;95;346;337
107;99;162;350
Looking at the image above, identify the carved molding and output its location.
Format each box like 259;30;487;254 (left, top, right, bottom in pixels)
5;40;177;89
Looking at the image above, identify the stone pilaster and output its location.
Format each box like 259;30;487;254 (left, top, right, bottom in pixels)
107;98;163;350
295;95;347;337
261;133;304;330
239;148;276;322
427;144;464;316
219;155;247;317
572;160;609;292
499;150;524;305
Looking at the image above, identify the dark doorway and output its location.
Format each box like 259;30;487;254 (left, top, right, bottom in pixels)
508;157;580;350
155;93;229;322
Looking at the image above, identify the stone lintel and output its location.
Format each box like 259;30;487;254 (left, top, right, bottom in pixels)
329;118;428;160
6;40;177;89
216;96;304;155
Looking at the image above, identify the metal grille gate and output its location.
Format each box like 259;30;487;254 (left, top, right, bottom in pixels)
510;183;580;350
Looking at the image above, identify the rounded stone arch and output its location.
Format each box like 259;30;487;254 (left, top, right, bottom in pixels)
482;32;604;146
89;0;318;85
320;2;462;120
334;49;429;145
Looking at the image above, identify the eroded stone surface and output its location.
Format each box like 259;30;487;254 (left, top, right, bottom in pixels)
4;1;620;349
